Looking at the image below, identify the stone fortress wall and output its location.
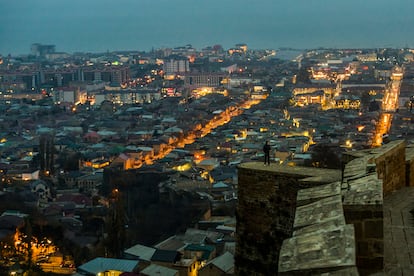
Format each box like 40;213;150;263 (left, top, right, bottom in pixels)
236;140;410;275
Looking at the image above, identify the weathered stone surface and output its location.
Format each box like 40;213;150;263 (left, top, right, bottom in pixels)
371;140;406;196
279;224;356;273
236;140;413;275
365;220;384;239
237;162;342;184
343;173;383;205
405;146;414;187
297;181;341;206
343;155;373;179
294;195;344;229
343;203;384;273
293;218;346;237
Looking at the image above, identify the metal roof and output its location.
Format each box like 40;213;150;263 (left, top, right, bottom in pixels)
77;257;139;274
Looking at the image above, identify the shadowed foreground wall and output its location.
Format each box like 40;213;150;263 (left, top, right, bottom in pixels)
235;166;297;275
235;163;341;275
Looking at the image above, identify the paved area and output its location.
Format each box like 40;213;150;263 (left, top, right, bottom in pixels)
383;186;414;275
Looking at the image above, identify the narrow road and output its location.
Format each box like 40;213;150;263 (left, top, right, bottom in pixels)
372;66;403;147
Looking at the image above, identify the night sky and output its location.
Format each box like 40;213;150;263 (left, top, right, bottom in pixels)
1;0;414;55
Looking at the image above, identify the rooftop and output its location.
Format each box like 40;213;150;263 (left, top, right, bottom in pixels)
140;263;178;276
77;257;139;274
204;251;234;273
124;244;156;262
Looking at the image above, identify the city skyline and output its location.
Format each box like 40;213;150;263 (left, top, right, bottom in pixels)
2;0;414;55
2;11;414;272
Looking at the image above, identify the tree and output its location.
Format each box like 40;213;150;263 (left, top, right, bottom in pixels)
310;144;342;169
369;100;380;112
360;91;371;108
104;189;126;258
22;218;33;268
296;67;311;84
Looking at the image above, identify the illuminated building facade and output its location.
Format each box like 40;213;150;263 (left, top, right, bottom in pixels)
356;52;378;62
294;90;326;106
1;65;130;92
228;43;248;55
292;84;336;97
53;87;87;104
91;89;161;105
292;84;336;107
333;95;361;109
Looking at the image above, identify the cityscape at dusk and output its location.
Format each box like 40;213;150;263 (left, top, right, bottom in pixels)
2;1;414;276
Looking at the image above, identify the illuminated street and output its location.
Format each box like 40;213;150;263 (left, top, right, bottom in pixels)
141;98;262;167
372;66;403;147
373;113;392;147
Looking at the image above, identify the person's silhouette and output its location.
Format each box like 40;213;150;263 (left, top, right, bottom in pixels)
263;141;271;165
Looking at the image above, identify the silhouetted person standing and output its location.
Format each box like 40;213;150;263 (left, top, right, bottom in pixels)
263;141;271;165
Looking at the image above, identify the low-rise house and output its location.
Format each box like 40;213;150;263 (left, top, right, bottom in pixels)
77;257;139;276
55;193;92;209
150;249;197;276
97;130;119;141
63;126;83;137
76;172;103;192
63;171;84;188
83;131;101;143
22;169;40;181
124;243;156;269
198;251;234;276
141;263;179;276
127;130;153;143
183;244;216;264
154;237;186;252
178;228;224;246
287;136;312;153
240;143;260;153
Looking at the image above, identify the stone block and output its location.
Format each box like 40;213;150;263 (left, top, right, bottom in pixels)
391;213;403;226
364;220;384;239
358;241;369;257
371;241;384;256
357;256;383;271
353;222;363;240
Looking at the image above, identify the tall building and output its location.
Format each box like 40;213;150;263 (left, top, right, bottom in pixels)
163;56;190;75
81;66;130;85
183;72;227;89
31;43;56;57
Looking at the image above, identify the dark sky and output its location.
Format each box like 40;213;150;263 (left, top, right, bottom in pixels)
1;0;414;55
